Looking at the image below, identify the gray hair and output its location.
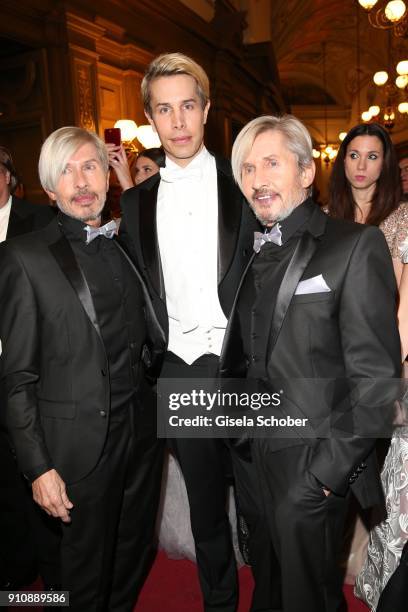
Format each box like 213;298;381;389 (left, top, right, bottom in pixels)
38;127;109;192
231;114;313;191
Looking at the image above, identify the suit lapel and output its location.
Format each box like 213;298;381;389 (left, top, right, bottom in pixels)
48;234;103;343
6;207;29;239
113;239;166;346
219;252;256;372
138;179;165;298
216;158;242;285
266;206;327;356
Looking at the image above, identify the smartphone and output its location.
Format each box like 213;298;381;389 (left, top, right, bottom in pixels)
104;127;121;146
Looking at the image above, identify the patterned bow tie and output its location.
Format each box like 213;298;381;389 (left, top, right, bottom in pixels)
84;220;117;244
253;224;283;253
160;166;202;183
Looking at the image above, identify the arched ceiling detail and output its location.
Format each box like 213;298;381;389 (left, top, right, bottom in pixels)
269;0;396;108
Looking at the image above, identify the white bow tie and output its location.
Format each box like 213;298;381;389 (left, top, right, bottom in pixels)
253;224;283;253
84;220;117;244
160;165;202;183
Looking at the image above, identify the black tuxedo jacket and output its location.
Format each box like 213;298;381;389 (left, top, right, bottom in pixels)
0;218;166;484
6;195;55;239
220;203;401;508
119;155;259;341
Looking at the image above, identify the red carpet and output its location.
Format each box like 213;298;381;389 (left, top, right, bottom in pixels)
9;551;369;611
135;550;370;611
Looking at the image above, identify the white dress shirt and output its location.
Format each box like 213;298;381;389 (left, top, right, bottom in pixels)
0;195;12;243
157;147;228;364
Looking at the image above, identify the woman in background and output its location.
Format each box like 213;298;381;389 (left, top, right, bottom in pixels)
134;147;165;184
107;144;164;190
328;122;408;611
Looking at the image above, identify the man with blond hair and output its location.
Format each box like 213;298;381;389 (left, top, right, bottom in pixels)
219;114;401;611
0;126;166;611
120;53;259;611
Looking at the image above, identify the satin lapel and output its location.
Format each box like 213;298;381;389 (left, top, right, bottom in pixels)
138;180;164;298
266;231;319;356
217;166;241;285
48;235;103;343
219;252;256;367
230;252;256;316
113;239;166;345
6;208;28;239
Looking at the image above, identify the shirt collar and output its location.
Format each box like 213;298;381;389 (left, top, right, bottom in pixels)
276;197;314;244
58;211;90;243
164;145;210;173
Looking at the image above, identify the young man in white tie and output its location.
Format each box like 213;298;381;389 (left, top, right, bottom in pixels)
120;53;262;612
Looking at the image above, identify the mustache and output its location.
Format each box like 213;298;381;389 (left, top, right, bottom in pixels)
252;188;275;199
71;189;98;201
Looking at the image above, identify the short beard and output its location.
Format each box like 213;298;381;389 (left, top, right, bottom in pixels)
57;195;105;224
249;188;307;227
250;201;297;227
79;210;103;223
58;207;103;224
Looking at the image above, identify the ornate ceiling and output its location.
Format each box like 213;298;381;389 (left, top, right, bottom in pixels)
270;0;408;143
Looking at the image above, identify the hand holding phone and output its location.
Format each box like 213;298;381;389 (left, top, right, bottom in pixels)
104;127;121;146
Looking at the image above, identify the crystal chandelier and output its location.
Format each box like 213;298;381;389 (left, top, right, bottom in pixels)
361;58;408;129
357;1;408;37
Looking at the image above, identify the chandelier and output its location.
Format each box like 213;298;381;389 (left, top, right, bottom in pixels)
361;58;408;129
114;119;139;153
357;1;408;37
312;43;339;165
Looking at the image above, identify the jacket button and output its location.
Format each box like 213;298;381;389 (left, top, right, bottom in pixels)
99;410;107;417
101;368;106;376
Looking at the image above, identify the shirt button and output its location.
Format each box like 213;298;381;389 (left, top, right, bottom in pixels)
99;410;107;418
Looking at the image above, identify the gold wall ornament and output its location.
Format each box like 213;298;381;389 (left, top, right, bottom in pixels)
75;63;96;131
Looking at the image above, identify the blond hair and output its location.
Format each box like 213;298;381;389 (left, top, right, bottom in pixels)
231;115;313;191
141;53;210;115
39;127;109;192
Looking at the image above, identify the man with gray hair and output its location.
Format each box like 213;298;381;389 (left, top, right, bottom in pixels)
220;115;401;611
0;126;166;611
0;145;55;591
